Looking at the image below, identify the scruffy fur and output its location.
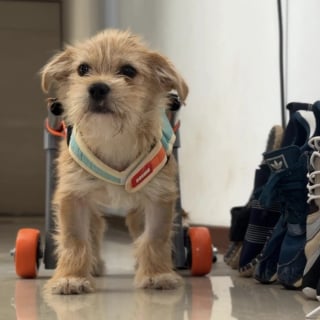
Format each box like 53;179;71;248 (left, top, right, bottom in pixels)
41;29;188;294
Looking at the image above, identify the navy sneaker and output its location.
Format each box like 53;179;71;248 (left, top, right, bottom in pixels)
254;108;315;287
226;125;283;272
254;146;308;286
254;213;287;283
276;150;308;289
238;164;281;276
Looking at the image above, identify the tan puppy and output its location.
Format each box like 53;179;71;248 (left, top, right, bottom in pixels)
41;29;188;294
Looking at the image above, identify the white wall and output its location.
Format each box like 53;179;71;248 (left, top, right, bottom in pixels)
112;0;282;226
62;0;284;226
287;0;320;103
62;0;106;43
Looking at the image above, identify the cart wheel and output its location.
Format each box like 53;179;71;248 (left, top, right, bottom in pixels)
15;228;41;278
188;227;213;276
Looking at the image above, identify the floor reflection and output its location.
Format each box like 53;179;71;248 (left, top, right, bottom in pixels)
5;216;320;320
229;276;317;320
12;275;215;320
11;268;320;320
14;280;41;320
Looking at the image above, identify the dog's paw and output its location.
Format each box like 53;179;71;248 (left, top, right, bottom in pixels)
134;272;183;290
45;277;95;295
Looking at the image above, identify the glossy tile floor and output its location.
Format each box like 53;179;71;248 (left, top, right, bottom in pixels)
1;216;320;320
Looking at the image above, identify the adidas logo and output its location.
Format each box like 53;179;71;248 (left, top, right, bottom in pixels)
270;160;283;170
266;154;288;171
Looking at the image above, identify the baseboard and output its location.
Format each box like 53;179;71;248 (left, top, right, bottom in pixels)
107;216;230;254
0;213;230;254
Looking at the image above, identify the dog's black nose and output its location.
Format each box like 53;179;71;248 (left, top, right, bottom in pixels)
89;83;110;101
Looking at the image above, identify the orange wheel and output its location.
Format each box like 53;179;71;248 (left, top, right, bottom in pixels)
15;228;41;278
189;227;213;276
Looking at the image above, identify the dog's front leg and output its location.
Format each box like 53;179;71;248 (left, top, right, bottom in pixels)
133;201;182;289
90;208;106;277
45;195;95;294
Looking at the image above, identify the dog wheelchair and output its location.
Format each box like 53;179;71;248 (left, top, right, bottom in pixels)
12;94;214;279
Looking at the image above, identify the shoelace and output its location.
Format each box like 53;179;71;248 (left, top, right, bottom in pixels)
307;136;320;203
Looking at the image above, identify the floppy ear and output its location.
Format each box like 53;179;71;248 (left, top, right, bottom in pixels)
40;46;74;93
149;52;189;104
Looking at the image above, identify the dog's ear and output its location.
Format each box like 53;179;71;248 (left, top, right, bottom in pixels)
148;52;188;104
40;46;74;93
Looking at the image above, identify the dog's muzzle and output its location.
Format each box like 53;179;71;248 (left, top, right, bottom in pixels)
88;82;113;113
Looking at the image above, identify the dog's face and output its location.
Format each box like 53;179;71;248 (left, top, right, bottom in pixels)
41;29;188;137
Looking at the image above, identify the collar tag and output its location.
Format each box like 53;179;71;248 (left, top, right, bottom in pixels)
125;141;167;192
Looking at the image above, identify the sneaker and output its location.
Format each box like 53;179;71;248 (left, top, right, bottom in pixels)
265;125;285;152
224;206;250;268
238;164;281;276
254;213;287;283
225;125;283;271
254;108;315;286
302;104;320;298
225;125;283;274
239;112;315;283
276;150;309;289
224;241;243;269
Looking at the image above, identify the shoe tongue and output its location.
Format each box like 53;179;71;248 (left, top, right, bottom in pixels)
263;145;301;172
281;110;314;149
313;101;320;136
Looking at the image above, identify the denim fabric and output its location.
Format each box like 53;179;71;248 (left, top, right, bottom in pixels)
254;214;287;283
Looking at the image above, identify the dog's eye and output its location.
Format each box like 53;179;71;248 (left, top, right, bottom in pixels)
77;63;90;76
118;64;137;78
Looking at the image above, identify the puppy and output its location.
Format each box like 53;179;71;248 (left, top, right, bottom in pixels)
41;29;188;294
